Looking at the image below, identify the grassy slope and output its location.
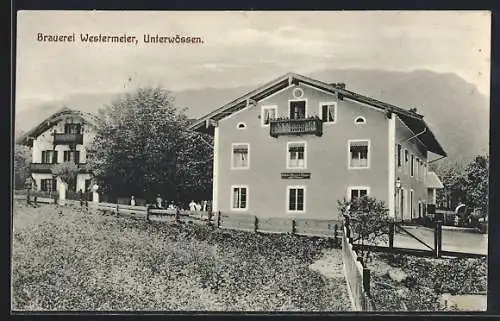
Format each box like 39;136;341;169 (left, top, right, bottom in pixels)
12;201;350;311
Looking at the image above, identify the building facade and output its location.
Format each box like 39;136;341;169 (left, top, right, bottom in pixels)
16;107;98;194
191;73;447;221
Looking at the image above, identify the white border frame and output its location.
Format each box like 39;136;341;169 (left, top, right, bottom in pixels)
286;185;306;213
347;139;371;170
231;142;250;170
286;141;307;170
347;186;371;201
288;98;308;118
318;101;338;125
354;116;366;124
230;185;249;211
261;105;278;127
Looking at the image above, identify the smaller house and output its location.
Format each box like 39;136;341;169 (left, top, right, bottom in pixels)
16;106;98;194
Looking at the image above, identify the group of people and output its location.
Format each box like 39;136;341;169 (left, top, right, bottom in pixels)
128;194;210;212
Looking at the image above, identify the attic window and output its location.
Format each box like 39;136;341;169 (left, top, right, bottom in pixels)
355;116;366;124
293;88;304;99
237;122;247;129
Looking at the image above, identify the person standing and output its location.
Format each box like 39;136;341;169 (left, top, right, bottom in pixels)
189;200;196;212
156;194;163;209
130;195;136;206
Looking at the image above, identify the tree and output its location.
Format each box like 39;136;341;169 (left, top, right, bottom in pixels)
88;87;213;202
464;155;489;219
433;161;467;209
14;145;32;189
337;196;391;262
51;162;79;189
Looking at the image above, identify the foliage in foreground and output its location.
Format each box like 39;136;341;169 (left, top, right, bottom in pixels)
12;202;350;311
370;253;487;311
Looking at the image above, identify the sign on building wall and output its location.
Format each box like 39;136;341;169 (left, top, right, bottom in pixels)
280;172;311;179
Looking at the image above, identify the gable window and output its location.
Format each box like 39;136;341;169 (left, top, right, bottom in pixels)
288;186;305;212
410;154;415;177
231;143;249;169
289;100;306;120
355;116;366;124
237;122;247;129
348;186;370;201
319;102;336;123
64;123;82;134
397;144;402;168
232;186;248;210
404;149;409;173
261;106;277;126
64;150;80;163
40;179;56;193
348;140;369;169
287;142;306;169
41;150;57;164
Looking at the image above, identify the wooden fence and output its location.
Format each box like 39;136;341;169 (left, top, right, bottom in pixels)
91;202;342;239
217;212;340;239
342;216;376;311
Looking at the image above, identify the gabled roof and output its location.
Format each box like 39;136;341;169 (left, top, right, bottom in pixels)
16;106;99;147
188;72;447;157
426;171;444;189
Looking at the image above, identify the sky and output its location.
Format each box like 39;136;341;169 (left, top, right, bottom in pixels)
16;11;491;112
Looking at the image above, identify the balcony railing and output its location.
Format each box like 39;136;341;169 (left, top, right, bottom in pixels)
269;117;323;137
30;162;90;173
53;133;84;145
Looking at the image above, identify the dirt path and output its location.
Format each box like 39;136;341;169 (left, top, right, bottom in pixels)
309;248;352;311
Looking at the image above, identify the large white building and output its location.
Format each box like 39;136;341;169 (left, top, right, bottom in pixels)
16;107;98;194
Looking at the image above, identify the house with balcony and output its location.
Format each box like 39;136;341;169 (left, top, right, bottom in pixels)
16;107;98;195
188;72;447;222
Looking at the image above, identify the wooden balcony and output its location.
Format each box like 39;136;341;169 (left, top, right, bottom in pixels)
269;117;323;137
30;163;90;173
53;133;84;145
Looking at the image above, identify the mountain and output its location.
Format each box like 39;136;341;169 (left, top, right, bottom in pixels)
15;69;489;164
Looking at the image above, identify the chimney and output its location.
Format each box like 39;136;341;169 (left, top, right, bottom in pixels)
330;82;346;89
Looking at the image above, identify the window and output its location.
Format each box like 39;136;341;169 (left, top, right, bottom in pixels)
288;186;305;212
41;150;57;163
63;150;80;163
232;186;248;210
354;116;366;124
40;179;56;193
287;142;306;169
231;143;249;169
289;100;306;120
319;102;336;123
397;144;402;168
410;154;415;177
64;123;82;134
237;122;247;129
261;106;277;126
348;140;369;169
416;158;420;179
404;149;409;173
348;186;370;201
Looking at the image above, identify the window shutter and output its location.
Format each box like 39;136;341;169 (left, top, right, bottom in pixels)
322;105;328;122
53;151;58;163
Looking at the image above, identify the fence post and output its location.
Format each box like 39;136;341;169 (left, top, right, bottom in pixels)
292;219;296;234
175;209;180;223
146;206;150;222
254;216;258;233
217;211;221;228
334;224;338;247
389;221;395;249
116;203;119;216
363;267;371;296
437;220;442;258
434;220;442;258
207;211;213;226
